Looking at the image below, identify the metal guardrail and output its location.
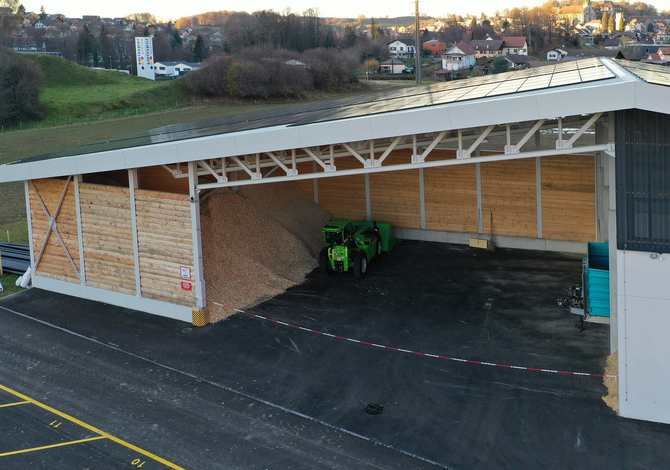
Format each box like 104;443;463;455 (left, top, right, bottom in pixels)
0;243;30;276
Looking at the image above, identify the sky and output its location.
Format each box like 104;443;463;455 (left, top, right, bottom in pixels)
19;0;670;20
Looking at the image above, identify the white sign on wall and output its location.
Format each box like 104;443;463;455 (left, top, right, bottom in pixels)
135;37;155;80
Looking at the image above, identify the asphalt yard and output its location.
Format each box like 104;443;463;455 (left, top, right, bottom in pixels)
1;241;669;469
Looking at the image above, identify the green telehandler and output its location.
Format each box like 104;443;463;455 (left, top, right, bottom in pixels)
319;218;396;278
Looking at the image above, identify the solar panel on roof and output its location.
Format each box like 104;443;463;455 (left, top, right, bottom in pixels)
616;59;670;87
13;58;619;164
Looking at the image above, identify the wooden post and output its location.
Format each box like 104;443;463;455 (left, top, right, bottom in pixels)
6;230;10;244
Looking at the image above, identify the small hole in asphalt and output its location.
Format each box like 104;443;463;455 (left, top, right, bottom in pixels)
364;403;384;415
181;328;193;334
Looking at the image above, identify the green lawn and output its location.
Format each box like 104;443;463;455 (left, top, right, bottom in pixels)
0;274;25;299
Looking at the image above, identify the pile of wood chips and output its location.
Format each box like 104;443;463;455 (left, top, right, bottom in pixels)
200;182;331;322
602;350;619;414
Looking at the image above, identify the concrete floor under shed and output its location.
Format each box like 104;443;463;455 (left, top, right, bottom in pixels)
2;242;669;469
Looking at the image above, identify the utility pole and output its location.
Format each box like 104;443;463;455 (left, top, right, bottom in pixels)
415;0;421;84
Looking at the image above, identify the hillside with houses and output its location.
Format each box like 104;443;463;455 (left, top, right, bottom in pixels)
1;1;669;82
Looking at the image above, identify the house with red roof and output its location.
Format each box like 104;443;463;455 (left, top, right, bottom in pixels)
501;37;528;56
442;43;476;71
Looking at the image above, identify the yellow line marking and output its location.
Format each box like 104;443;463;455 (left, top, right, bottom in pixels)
0;436;106;457
0;401;30;408
0;384;187;469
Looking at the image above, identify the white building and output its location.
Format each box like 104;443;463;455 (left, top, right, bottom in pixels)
388;39;417;59
154;61;203;78
442;43;476;71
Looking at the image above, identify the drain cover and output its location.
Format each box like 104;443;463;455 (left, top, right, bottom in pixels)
363;403;384;415
181;327;193;334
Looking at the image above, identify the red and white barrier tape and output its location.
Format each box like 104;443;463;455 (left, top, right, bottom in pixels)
206;299;616;379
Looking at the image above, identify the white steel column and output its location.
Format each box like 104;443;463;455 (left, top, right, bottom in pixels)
24;181;35;271
74;175;86;285
476;162;483;235
419;168;426;230
312;162;319;203
188;161;206;309
128;169;141;296
536;158;543;239
365;173;371;222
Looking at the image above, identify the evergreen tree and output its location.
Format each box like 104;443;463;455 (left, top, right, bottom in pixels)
192;34;208;62
39;5;46;21
491;56;510;74
344;25;356;48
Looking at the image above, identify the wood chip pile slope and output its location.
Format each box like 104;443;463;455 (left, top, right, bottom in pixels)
201;182;331;321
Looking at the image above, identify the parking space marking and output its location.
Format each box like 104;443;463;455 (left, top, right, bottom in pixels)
0;436;106;457
0;401;29;408
206;299;616;379
0;384;186;470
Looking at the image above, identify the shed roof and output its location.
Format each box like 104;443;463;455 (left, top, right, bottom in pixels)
2;59;670;183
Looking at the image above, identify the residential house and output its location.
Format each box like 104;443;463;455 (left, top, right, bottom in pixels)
501;37;528;56
546;48;568;61
644;47;670;64
388;39;416;59
423;39;446;57
380;58;405;74
442;43;476;71
470;39;504;57
504;54;534;70
603;38;620;50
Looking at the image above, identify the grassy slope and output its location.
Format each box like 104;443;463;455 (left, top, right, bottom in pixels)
20;55;190;124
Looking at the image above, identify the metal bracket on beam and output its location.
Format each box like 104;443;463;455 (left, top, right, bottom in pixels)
197;160;228;183
304;147;336;172
413;130;447;163
231;156;262;180
559;112;603;149
342;143;380;168
457;125;495;159
605;142;615;158
266;152;298;176
505;119;545;154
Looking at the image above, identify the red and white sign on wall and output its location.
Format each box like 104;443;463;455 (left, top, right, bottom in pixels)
180;266;192;281
181;281;193;291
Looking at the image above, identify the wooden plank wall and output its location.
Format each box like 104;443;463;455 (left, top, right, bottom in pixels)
135;190;195;306
424;161;478;233
481;159;538;238
139;165;190;195
369;150;421;229
301;150;595;243
79;183;137;295
316;157;367;221
294;162;314;199
29;179;80;283
541;155;596;242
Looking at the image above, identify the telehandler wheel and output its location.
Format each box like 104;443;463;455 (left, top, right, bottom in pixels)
374;234;383;257
353;251;368;279
319;248;331;276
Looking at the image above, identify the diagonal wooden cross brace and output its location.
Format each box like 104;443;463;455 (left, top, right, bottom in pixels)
31;177;81;280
